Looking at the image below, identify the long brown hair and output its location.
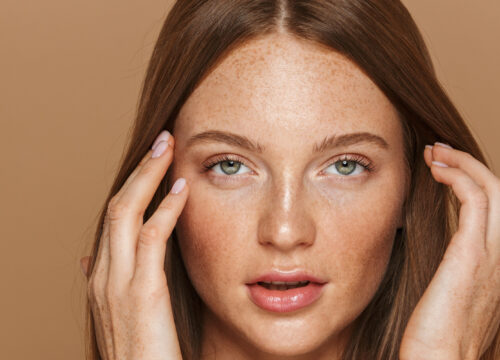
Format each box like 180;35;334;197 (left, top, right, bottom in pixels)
84;1;499;359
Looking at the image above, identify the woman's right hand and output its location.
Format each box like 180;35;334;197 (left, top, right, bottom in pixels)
80;130;189;360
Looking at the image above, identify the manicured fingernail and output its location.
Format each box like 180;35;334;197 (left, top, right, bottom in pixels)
170;178;186;194
425;144;433;150
435;142;452;149
432;161;448;168
151;141;168;158
152;130;171;150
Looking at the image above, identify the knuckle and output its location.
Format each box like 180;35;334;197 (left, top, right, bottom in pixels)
87;278;102;301
471;191;489;210
107;195;120;212
129;281;169;305
158;198;176;213
140;161;157;177
107;198;133;221
459;152;477;166
145;285;170;304
139;225;161;246
462;151;476;163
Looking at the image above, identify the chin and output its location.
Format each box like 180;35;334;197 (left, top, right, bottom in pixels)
249;334;330;357
229;310;345;358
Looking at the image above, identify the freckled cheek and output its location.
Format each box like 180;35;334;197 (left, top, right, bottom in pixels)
334;225;395;285
327;230;395;323
174;189;254;296
321;191;400;303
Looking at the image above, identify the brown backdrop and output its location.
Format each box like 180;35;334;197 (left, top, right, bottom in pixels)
0;1;498;358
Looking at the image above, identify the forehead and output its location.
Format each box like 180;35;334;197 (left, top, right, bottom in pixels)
175;32;400;143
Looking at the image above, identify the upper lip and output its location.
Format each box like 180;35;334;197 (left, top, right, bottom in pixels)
246;269;328;285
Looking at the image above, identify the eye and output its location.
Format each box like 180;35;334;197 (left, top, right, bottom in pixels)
202;154;252;176
322;154;374;177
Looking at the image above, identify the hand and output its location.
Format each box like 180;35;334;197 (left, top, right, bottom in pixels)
400;142;500;360
80;130;189;360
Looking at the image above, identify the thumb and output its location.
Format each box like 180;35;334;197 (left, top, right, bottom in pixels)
80;256;91;277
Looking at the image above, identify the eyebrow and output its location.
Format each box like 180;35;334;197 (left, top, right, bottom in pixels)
313;132;389;153
185;130;389;154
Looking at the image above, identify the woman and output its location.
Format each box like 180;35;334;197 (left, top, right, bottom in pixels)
80;0;500;359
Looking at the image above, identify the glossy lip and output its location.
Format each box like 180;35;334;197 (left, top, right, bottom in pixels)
245;269;328;285
245;269;328;313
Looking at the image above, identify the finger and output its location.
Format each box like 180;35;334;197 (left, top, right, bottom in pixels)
80;256;91;277
90;295;115;360
91;211;111;285
133;178;188;286
108;137;175;283
432;142;499;196
423;145;434;167
113;131;174;203
94;145;164;285
91;151;154;285
87;220;114;359
90;215;117;360
432;143;500;249
430;162;489;252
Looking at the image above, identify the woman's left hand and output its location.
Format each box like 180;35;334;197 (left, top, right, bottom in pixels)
399;142;500;360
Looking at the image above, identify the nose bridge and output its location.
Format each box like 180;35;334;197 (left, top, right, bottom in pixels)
257;171;316;251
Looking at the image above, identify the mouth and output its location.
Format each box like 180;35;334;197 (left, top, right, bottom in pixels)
246;276;327;313
256;280;311;290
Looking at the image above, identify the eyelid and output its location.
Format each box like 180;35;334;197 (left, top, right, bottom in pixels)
324;153;374;171
203;152;375;179
202;154;254;176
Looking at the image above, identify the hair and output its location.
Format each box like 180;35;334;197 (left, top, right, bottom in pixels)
84;0;499;359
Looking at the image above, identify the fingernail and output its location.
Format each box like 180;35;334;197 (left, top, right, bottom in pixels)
435;142;452;149
425;144;433;150
432;161;448;168
170;178;186;194
151;141;168;158
152;130;171;150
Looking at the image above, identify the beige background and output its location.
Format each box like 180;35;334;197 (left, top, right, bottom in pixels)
0;1;498;358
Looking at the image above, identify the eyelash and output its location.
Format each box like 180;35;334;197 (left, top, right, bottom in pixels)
323;154;375;173
202;154;249;175
202;153;375;179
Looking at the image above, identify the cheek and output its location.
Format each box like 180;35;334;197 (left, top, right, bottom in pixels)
318;178;403;311
174;184;254;297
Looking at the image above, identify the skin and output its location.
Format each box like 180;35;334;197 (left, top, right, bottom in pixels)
401;144;500;360
168;32;407;359
81;32;500;360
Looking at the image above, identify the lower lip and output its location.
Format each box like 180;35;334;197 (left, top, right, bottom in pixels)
246;283;326;313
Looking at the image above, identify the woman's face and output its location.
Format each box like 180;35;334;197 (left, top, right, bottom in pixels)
169;32;407;358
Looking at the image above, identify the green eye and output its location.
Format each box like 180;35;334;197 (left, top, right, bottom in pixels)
219;160;241;175
324;155;373;177
203;156;252;176
334;160;357;175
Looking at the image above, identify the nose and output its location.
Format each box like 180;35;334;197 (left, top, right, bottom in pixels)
257;176;316;252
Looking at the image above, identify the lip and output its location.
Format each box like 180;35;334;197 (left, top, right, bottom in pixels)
245;269;328;313
246;269;328;285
